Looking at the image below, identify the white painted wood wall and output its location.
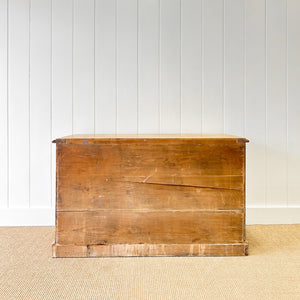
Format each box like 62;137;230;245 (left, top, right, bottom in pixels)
0;0;299;225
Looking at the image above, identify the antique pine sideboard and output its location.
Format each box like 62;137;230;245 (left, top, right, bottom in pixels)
52;134;249;257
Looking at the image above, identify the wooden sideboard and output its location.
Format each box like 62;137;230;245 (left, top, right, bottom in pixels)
52;134;249;257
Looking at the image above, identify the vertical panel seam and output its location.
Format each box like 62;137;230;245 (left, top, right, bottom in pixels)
115;0;118;133
265;0;267;207
94;0;96;134
243;0;246;137
201;0;204;134
72;0;74;135
180;0;182;134
158;0;161;133
223;0;225;134
137;0;139;133
286;0;289;206
50;0;53;207
28;0;31;208
244;0;247;206
6;0;9;208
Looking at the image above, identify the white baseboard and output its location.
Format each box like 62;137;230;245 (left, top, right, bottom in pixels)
0;207;299;226
0;208;55;226
246;207;300;225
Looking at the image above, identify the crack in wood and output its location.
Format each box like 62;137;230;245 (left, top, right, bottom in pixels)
122;180;243;191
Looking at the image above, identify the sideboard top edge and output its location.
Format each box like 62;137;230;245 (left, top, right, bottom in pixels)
53;134;249;144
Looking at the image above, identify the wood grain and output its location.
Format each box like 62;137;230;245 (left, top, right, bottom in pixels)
53;243;248;257
57;175;244;211
56;210;243;245
57;142;245;176
53;135;248;257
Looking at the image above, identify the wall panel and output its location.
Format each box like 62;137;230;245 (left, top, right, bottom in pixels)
73;0;95;134
287;0;300;206
266;0;287;206
95;0;116;134
8;0;30;207
116;0;138;133
224;0;244;136
52;0;73;138
138;0;160;133
181;0;202;133
0;0;8;207
245;0;266;206
160;0;181;133
29;0;52;207
0;0;300;224
202;0;224;134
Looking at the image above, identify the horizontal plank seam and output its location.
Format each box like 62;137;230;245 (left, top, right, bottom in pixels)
58;175;244;179
57;209;245;212
59;174;244;177
54;242;248;246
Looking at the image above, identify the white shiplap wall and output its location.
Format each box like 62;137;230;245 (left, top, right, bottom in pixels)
0;0;300;225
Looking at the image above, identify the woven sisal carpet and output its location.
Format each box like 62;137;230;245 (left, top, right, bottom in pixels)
0;225;299;300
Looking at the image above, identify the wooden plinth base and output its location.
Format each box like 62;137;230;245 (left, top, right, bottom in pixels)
52;242;248;258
